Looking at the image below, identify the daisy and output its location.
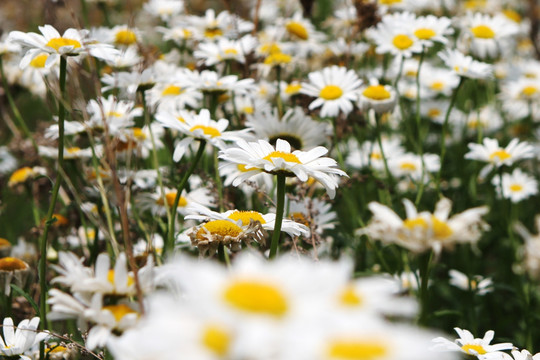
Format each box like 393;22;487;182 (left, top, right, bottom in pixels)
38;145;94;160
185;203;310;238
367;13;423;59
219;139;347;199
187;70;255;95
420;66;461;97
358;79;398;114
448;269;493;295
155;108;251;161
361;197;489;254
194;35;257;67
281;11;322;42
492;168;538;203
8;24;118;68
105;25;142;47
412;15;453;47
438;49;493;79
432;328;513;357
0;257;30;296
137;186;215;217
300;65;362;118
286;197;337;235
388;152;440;183
454;105;503;135
143;0;184;22
460;12;519;59
186;9;253;41
464;137;535;178
346;137;405;171
245;107;330;150
0;317;48;360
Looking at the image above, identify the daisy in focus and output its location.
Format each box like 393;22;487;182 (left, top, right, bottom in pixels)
219;138;347;199
0;317;48;360
432;328;512;357
300;65;362;118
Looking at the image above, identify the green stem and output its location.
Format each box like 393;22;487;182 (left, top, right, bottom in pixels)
214;148;224;212
418;250;433;325
276;65;284;117
436;77;465;196
269;174;286;259
38;56;67;359
166;140;206;254
374;113;394;205
0;56;37;150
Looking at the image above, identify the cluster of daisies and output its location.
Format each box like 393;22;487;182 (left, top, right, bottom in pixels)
1;0;540;358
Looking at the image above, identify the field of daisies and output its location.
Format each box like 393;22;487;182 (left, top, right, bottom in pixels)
1;0;540;358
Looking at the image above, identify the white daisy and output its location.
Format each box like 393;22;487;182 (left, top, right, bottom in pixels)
194;35;257;67
219;139;347;199
432;328;513;357
448;269;493;295
438;49;493;79
143;0;184;22
0;317;48;360
358;79;398;114
492;168;538;203
8;24;118;68
155;108;251;161
300;65;362;118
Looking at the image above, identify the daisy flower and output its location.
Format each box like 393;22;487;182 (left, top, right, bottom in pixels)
358;79;398;114
412;15;453;47
464;137;535;178
8;166;47;187
515;215;540;279
388;152;440;183
194;35;257;67
245;107;330;150
361;198;489;254
219;139;347;199
0;257;30;296
448;269;493;295
420;66;461;97
432;328;513;357
460;12;519;59
0;317;48;360
438;49;493;79
186;9;253;41
143;0;184;22
187;70;255;95
492;168;538;203
281;11;322;42
155;108;251;161
346;137;405;171
8;24;118;68
137;186;215;217
286;197;337;235
300;65;362;118
185;203;310;238
367;13;423;59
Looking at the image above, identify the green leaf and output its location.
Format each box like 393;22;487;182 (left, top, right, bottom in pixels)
10;284;39;314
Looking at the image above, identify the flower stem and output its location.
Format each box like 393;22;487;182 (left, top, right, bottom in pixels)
269;174;286;259
436;77;465;196
166;140;207;254
38;55;67;358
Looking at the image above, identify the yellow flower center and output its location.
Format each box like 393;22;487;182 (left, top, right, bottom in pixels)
228;211;266;226
264;52;292;65
471;25;495;39
510;184;523;192
403;217;428;230
432;216;453;239
521;86;538;97
9;167;34;185
465;0;486;9
30;54;48;68
431;81;444;91
224;48;238;55
196;220;243;240
223;280;288;317
106;111;123;118
46;38;82;52
489;149;511;162
370;152;382;160
461;345;487;355
132;127;146;140
156;191;188;208
115;29;138;45
286;21;309;40
0;238;11;248
320;85;344;100
47;346;68;354
237;164;255;172
362;85;391;100
260;43;282;55
189;125;221;138
502;9;521;23
379;0;402;4
399;162;417;171
0;257;28;271
339;285;363;307
107;270;135;287
102;304;137;322
428;108;442;118
242;106;254;114
392;34;414;50
285;83;302;94
204;27;223;38
202;324;231;356
66;147;81;154
327;339;388;360
290;212;310;227
52;214;69;226
162;85;184;96
414;28;436;40
263;151;301;164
